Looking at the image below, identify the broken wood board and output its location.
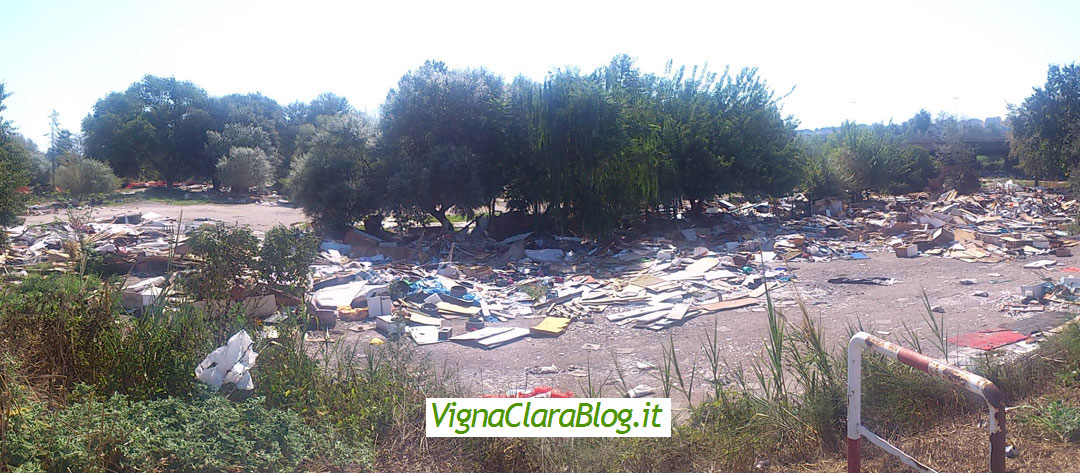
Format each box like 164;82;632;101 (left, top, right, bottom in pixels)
407;326;442;345
685;257;719;275
477;327;530;348
531;317;571;336
700;298;757;312
436;302;481;316
665;303;689;321
605;303;673;322
633;310;668;326
404;311;443;326
450;326;513;342
748;282;782;298
649;291;686;304
629;274;666;288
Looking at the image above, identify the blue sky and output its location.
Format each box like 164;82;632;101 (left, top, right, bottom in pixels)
2;0;1078;150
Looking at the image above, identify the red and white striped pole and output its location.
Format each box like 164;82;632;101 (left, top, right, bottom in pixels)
847;332;1006;473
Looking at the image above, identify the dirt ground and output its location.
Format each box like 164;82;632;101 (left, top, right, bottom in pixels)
30;201;1076;406
333;249;1079;405
23;201;308;232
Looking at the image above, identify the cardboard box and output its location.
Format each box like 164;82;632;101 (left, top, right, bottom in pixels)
894;245;918;258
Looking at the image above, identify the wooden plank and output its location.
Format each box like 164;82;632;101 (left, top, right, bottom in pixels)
665;303;689;321
605;303;673;321
633;310;667;326
748;282;781;298
700;298;757;312
450;326;513;342
650;291;686;304
437;302;481;316
686;257;719;275
407;326;442;345
404;311;443;326
477;327;530;348
629;274;666;288
531;317;571;336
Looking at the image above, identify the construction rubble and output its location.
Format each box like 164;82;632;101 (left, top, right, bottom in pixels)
5;181;1080;354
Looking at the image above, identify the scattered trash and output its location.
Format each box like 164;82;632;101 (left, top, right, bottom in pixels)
827;277;895;286
959;278;977;285
625;384;655;398
195;330;257;391
1005;445;1017;459
1024;259;1057;269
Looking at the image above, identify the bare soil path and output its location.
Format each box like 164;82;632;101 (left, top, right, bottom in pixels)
24;202;307;232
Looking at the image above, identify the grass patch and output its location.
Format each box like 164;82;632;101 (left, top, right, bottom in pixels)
1020;398;1080;443
516;281;549;301
4;389;369;472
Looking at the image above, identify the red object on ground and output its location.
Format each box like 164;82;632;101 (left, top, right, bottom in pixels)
948;330;1028;351
1063;267;1080;273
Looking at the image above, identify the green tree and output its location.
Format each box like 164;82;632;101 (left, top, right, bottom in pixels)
711;67;801;199
258;224;319;294
380;61;507;230
210;93;290;180
206;123;280;188
53;153;121;200
502;76;545;211
306;93;351;120
936;118;980;193
824;123;937;196
288;113;383;236
533;66;648;238
46;110;78;162
651;62;799;212
11;134;51;187
904;109;933;137
1008;63;1080;181
82;75;215;186
0;83;31;229
216;147;271;193
184;224;259;301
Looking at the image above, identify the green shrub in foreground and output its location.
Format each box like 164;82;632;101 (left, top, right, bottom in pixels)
4;390;371;473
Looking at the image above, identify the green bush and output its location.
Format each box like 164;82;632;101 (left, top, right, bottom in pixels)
258;225;319;294
1023;398;1080;443
184;224;259;301
4;392;371;472
53;154;120;200
0;274;240;401
216;146;272;194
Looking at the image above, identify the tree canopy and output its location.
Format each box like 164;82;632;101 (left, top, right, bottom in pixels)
0;83;31;227
1008;63;1080;181
380;61;507;230
83;75;215;186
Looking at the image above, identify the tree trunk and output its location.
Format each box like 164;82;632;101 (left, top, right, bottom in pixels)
689;198;703;215
363;215;387;239
431;206;453;232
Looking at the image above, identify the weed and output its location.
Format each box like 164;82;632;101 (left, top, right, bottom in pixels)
1023;398;1080;443
574;354;609;397
516;282;549;301
5;390;370;472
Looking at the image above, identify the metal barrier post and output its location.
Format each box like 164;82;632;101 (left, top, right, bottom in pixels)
847;332;1006;473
